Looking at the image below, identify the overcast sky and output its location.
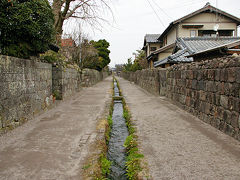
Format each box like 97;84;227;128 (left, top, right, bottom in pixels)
64;0;240;67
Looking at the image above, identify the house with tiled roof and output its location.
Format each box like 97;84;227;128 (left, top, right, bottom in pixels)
142;34;161;67
146;3;240;68
154;37;240;67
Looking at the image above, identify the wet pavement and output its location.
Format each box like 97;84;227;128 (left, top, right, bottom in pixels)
117;77;240;180
0;77;112;180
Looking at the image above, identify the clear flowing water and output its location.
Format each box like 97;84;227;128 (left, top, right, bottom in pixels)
107;80;129;179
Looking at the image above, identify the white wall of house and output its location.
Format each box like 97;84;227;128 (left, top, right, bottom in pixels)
166;28;177;46
157;48;174;60
147;43;161;57
178;13;237;37
185;12;235;23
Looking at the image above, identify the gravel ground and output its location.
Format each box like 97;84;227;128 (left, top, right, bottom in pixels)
0;77;112;180
117;77;240;180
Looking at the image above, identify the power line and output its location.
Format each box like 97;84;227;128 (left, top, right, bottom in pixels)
150;0;173;21
166;0;207;10
145;0;166;28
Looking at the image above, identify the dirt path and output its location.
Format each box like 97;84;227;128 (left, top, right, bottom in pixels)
117;77;240;180
0;77;112;180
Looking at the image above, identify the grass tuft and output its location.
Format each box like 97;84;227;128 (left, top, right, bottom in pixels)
114;77;145;180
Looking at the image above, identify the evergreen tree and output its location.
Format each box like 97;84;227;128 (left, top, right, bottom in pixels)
0;0;55;58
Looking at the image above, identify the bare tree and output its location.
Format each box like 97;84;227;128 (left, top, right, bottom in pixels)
50;0;112;44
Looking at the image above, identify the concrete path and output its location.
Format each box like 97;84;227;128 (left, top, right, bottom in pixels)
0;77;112;180
117;77;240;180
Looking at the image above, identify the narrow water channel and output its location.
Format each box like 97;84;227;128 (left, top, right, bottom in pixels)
107;79;129;179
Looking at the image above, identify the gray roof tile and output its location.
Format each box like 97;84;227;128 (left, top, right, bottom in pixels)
154;37;240;67
181;37;240;53
145;34;161;43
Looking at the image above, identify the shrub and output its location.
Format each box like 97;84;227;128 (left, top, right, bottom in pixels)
0;0;55;58
40;50;65;64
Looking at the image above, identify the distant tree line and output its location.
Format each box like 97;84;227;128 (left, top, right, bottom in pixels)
122;49;148;72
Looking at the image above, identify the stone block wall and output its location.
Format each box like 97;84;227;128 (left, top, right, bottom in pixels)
52;67;80;100
52;67;105;99
121;70;160;95
0;55;109;133
166;57;240;140
0;55;53;131
121;56;240;141
81;68;103;87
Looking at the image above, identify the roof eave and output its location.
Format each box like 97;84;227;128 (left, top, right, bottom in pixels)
158;5;240;41
157;22;174;41
152;43;175;55
187;39;240;58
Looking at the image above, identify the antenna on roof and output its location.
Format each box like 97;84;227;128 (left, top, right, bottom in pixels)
205;2;210;7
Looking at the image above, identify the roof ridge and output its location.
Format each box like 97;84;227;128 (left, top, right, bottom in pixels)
178;38;195;54
182;36;240;41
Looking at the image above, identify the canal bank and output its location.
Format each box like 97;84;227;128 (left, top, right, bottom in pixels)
116;76;240;179
82;77;150;180
107;79;129;179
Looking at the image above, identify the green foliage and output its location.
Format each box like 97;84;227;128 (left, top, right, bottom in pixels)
107;115;113;129
100;154;111;176
52;90;61;100
82;164;91;170
123;49;147;72
113;78;144;180
90;39;111;71
124;135;137;150
0;0;55;58
124;135;144;180
124;134;144;180
40;50;65;64
105;115;113;145
125;156;143;180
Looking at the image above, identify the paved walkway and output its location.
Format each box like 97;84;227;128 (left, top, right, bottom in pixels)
117;77;240;180
0;77;112;180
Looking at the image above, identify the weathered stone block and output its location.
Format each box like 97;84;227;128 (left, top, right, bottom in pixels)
204;102;211;115
206;81;217;92
227;68;235;82
239;115;240;130
220;95;228;109
230;111;239;128
220;69;228;82
236;67;240;83
223;83;232;96
196;80;205;90
199;90;206;101
207;69;215;80
215;69;220;81
192;80;197;89
223;110;231;124
225;124;234;136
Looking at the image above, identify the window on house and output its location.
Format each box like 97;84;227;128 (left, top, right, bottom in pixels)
150;47;157;51
190;30;197;37
218;30;233;36
198;30;234;37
